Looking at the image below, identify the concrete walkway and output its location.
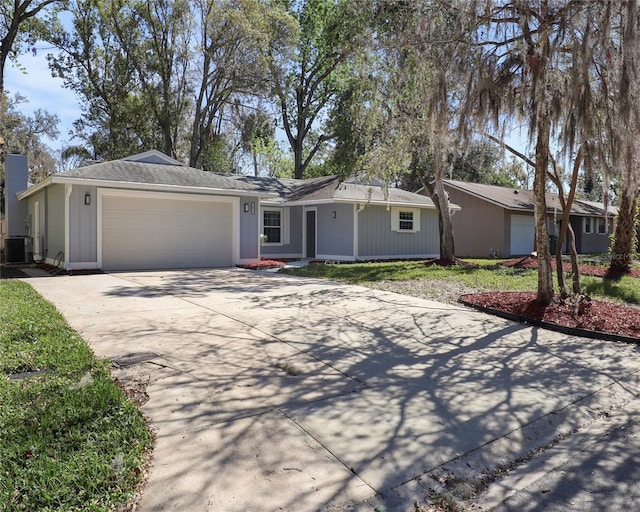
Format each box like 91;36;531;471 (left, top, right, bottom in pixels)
25;269;640;511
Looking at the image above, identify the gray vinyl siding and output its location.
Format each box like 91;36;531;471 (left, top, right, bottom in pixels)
47;185;66;261
316;203;354;257
261;206;303;257
358;205;439;258
69;185;98;263
26;190;46;259
239;196;259;260
579;217;614;254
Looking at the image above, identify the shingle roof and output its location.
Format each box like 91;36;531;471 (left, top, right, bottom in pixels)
223;174;440;207
59;159;267;194
35;151;440;207
444;179;617;217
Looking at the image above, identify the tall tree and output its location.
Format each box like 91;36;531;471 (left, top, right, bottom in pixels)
332;0;478;261
108;0;192;159
0;0;62;153
592;0;640;275
189;0;295;169
474;0;596;303
50;0;153;159
267;0;366;179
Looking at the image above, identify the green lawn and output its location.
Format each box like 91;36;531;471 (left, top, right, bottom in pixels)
281;259;640;305
0;281;153;511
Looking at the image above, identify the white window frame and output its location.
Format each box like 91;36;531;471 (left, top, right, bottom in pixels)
583;217;592;234
596;217;607;234
261;207;290;246
391;207;420;233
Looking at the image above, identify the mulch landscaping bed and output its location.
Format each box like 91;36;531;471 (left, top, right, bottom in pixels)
238;259;286;270
500;255;640;279
461;291;640;342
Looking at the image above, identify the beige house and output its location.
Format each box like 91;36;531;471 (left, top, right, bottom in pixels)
433;180;617;258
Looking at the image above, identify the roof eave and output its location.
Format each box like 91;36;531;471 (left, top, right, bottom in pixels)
19;175;279;199
282;197;442;208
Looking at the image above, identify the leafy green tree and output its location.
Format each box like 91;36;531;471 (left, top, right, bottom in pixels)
49;0;153;159
239;109;275;176
267;0;368;179
0;0;63;152
590;0;640;274
108;0;193;159
188;0;295;168
474;0;598;303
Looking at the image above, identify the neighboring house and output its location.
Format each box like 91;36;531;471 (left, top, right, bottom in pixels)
437;180;617;258
3;151;459;270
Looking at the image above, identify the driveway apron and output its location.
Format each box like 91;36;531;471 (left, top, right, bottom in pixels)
25;269;640;511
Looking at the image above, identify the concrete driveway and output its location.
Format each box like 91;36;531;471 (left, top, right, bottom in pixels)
26;269;640;511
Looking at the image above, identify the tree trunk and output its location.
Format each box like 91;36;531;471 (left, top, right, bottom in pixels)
252;150;259;177
420;158;455;261
432;185;455;261
567;222;581;295
550;145;583;298
533;114;554;304
609;191;638;274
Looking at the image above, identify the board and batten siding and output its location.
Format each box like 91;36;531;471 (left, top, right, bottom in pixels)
357;205;439;259
316;203;354;258
46;184;66;263
69;185;98;264
239;196;260;261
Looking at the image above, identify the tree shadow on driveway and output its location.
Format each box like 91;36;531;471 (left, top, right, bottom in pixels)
29;269;640;511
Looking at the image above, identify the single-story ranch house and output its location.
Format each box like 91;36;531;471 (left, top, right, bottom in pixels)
3;151;460;271
439;179;617;258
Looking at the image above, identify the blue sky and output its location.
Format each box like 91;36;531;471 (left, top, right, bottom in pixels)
5;50;81;150
6;49;532;171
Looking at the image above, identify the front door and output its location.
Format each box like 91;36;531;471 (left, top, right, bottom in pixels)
306;210;316;258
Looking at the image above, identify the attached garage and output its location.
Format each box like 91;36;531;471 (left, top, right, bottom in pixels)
99;190;237;270
510;214;535;256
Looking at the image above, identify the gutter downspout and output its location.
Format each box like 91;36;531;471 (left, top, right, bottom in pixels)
64;184;72;270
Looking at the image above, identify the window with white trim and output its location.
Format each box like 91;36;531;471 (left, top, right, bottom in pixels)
584;217;608;235
263;209;282;244
391;207;420;232
262;207;290;245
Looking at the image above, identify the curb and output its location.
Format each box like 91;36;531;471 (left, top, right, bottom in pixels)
458;296;640;346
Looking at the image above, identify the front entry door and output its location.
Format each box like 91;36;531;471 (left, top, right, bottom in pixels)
306;210;316;258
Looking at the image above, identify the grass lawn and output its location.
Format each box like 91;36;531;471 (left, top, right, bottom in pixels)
280;259;640;305
0;281;153;511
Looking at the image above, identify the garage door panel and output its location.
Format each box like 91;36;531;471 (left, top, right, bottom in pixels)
102;195;233;270
510;214;535;256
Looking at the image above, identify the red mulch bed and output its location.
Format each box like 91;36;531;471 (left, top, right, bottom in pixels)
238;259;286;270
500;255;640;279
461;291;640;341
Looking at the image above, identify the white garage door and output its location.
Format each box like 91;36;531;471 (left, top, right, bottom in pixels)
510;214;535;256
102;194;234;270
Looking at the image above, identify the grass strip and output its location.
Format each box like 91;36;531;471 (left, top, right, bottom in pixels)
280;259;640;304
0;281;153;511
